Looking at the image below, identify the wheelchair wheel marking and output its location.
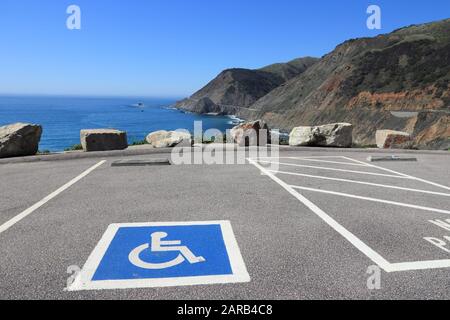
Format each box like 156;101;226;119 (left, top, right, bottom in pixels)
128;231;207;270
128;244;185;270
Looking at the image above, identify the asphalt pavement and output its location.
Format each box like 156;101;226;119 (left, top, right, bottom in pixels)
0;148;449;299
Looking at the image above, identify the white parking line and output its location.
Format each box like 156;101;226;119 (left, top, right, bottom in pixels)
388;259;450;272
254;156;353;159
270;170;450;197
256;157;369;167
248;158;393;272
257;160;410;179
255;156;355;160
343;156;450;191
249;157;450;272
290;185;450;215
0;160;106;234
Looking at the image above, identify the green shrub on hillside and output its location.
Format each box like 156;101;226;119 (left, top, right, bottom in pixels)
130;139;148;146
64;144;83;151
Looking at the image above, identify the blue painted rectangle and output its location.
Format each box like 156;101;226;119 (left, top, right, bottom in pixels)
92;224;233;281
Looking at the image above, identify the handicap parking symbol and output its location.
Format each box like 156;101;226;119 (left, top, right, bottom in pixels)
68;221;250;291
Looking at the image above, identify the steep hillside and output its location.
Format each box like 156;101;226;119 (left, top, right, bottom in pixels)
174;57;318;115
259;57;319;81
246;19;450;149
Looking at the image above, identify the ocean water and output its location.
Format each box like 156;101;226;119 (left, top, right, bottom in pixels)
0;96;239;152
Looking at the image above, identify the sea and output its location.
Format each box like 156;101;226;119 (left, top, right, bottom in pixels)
0;95;241;152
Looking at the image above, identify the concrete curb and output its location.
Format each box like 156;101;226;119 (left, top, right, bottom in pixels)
0;144;448;165
0;146;178;164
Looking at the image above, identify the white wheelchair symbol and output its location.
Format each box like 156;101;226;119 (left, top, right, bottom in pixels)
128;232;206;270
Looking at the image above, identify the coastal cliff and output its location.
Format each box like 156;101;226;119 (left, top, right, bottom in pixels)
174;57;318;115
177;19;450;150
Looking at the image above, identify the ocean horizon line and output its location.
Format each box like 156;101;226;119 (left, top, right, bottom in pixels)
0;93;184;101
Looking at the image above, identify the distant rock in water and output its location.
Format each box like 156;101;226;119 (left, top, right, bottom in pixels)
0;123;42;158
130;102;145;109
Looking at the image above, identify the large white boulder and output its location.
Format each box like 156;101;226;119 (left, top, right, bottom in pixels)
376;130;412;149
289;123;353;147
80;129;128;152
230;120;270;146
146;130;192;148
0;123;42;158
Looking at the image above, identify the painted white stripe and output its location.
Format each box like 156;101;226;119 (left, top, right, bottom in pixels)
341;156;414;178
289;157;370;167
270;170;450;197
253;156;348;159
257;160;411;179
250;158;450;272
298;156;356;159
248;158;392;272
256;157;369;167
388;260;450;272
342;156;450;191
290;185;450;215
0;160;106;234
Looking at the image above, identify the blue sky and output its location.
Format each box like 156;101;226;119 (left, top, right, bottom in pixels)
0;0;449;97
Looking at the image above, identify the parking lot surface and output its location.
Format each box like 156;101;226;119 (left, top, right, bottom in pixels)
0;149;449;299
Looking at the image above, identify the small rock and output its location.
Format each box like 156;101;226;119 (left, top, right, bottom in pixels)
230;120;270;146
80;129;128;152
146;130;192;148
376;130;412;149
0;123;42;158
289;123;353;147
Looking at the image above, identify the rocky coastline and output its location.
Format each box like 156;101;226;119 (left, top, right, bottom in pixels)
173;19;450;151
